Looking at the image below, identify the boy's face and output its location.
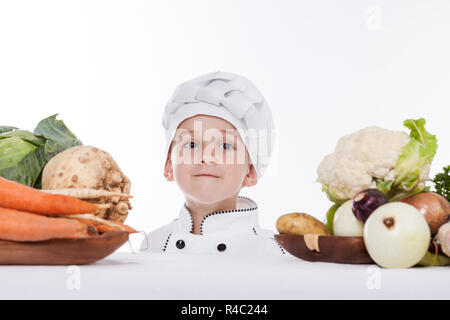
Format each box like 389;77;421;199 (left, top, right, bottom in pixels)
164;114;257;204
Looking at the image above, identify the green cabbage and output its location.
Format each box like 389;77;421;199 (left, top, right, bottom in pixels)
0;114;82;188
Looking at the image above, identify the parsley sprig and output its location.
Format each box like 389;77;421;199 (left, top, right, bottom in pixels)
431;165;450;201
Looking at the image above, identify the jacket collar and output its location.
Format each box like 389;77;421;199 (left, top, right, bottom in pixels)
176;196;259;235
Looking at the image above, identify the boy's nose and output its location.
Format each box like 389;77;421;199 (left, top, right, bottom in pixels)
202;153;217;165
201;146;218;165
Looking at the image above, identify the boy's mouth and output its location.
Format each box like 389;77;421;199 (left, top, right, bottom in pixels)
193;174;219;178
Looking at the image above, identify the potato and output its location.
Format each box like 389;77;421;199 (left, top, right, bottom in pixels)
276;212;330;236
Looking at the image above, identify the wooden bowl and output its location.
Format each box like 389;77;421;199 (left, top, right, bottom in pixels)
0;231;129;265
275;234;375;264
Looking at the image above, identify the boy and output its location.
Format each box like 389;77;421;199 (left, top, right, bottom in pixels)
141;71;285;256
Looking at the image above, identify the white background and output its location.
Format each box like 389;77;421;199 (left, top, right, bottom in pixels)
1;0;449;242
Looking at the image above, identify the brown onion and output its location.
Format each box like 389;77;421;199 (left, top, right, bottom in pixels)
406;192;450;236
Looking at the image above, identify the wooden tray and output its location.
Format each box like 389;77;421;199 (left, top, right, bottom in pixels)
275;234;375;264
0;231;129;265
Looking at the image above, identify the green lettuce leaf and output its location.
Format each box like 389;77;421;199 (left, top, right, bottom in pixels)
388;118;437;200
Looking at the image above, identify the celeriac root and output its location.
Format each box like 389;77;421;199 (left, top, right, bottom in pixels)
41;188;133;200
41;145;132;222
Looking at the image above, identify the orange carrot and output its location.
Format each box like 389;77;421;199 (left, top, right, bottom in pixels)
66;213;137;234
0;207;98;242
0;176;99;215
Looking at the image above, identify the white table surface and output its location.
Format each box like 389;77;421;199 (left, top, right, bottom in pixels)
0;250;448;300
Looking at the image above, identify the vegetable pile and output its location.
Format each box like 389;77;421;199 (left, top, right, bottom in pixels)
317;118;437;203
0;114;133;223
277;118;450;268
0;114;136;244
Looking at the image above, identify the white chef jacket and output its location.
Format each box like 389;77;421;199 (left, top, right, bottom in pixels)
140;196;287;256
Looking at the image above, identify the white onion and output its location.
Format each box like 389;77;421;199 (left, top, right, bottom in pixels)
333;200;364;237
364;202;431;268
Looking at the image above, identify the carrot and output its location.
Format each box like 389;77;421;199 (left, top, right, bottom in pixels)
0;207;98;242
0;176;99;215
66;213;137;234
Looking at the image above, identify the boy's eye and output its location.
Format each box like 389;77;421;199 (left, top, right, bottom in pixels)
220;143;234;150
183;141;198;149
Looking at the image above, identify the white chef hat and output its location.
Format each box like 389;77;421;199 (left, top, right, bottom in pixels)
162;71;276;180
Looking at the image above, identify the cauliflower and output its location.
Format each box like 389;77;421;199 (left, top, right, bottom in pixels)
317;119;437;203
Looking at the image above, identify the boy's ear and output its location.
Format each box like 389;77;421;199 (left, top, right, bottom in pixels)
242;164;257;187
164;154;174;182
